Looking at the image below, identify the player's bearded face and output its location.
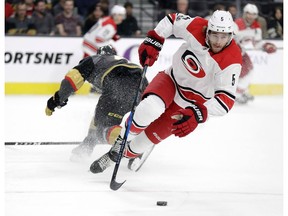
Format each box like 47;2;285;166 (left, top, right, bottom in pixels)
207;31;231;53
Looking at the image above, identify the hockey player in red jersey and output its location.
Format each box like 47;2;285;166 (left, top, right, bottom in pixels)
82;5;126;58
234;3;277;103
90;10;242;174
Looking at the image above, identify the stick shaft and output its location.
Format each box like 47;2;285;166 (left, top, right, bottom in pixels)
110;62;149;190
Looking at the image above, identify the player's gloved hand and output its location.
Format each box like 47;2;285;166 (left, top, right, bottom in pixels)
112;34;120;41
171;103;207;138
138;30;165;67
45;91;68;116
263;42;277;54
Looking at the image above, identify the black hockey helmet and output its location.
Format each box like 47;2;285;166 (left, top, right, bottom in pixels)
97;45;117;55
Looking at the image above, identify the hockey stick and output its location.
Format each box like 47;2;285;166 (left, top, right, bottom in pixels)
110;59;150;191
5;142;81;145
245;47;283;51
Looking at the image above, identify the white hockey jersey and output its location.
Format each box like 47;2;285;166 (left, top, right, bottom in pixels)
154;13;242;116
234;17;263;50
83;16;117;56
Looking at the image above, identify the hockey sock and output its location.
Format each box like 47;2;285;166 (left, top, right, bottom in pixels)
128;131;154;155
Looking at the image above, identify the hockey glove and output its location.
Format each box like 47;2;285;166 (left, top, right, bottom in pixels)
138;30;165;67
112;34;120;41
263;42;277;54
45;91;68;116
171;103;207;138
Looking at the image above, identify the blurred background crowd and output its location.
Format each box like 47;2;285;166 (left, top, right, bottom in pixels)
5;0;283;39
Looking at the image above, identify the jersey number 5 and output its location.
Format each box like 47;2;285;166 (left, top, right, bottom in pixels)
232;74;235;86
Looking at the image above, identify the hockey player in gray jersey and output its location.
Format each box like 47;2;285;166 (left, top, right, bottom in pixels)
45;45;148;160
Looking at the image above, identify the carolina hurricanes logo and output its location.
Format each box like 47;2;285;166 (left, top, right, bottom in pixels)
181;50;206;78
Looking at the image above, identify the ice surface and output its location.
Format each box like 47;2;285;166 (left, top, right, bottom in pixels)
5;95;283;216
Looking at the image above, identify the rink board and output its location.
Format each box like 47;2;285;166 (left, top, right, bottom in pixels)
5;36;283;95
4;82;283;95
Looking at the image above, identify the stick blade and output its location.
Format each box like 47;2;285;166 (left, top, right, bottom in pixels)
110;179;126;191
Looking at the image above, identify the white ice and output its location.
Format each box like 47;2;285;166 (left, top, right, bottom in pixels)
5;95;283;216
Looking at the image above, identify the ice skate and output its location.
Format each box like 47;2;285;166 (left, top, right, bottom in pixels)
90;152;114;173
236;92;254;104
127;156;142;171
243;92;254;101
90;136;124;173
127;145;155;172
90;134;141;173
235;94;249;104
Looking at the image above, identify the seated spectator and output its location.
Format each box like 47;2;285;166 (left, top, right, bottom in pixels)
267;7;283;39
45;0;54;12
175;0;193;16
55;0;83;36
227;4;238;20
53;0;79;16
74;0;100;18
117;2;141;37
154;0;172;9
157;0;193;22
6;2;37;35
205;3;226;20
99;0;109;16
83;3;104;34
32;0;55;35
53;0;65;16
187;0;208;17
5;0;14;18
25;0;35;17
257;15;268;39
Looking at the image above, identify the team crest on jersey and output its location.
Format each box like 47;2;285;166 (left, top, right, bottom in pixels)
181;50;205;78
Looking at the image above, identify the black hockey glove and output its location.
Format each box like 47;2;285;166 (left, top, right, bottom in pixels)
45;91;68;116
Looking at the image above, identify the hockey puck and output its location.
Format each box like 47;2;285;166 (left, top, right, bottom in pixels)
156;201;167;206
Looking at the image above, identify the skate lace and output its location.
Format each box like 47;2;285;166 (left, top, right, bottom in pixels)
111;136;124;154
98;153;112;169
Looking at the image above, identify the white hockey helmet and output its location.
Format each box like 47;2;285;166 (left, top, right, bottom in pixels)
243;3;258;15
207;10;234;33
111;5;126;15
206;10;234;48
